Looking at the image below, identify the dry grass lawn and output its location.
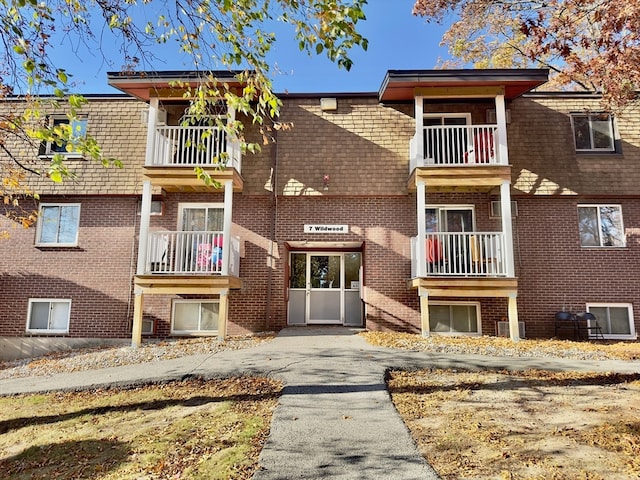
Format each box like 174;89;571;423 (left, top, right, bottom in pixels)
368;332;640;479
361;331;640;360
0;377;282;480
388;369;640;479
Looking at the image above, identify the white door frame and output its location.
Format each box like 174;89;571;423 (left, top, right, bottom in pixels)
287;251;363;326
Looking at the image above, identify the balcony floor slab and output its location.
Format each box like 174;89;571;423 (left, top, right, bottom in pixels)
408;277;517;297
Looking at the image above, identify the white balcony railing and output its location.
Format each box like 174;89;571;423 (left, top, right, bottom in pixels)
411;232;507;277
150;126;241;172
146;231;240;276
410;125;501;169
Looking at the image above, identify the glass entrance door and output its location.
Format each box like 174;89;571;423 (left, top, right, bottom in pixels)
288;252;363;326
309;254;342;323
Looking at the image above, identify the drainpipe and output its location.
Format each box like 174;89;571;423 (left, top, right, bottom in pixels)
265;127;278;331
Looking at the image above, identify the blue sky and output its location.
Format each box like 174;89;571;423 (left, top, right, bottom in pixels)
59;1;449;95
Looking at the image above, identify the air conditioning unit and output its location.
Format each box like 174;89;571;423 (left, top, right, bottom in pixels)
140;108;167;125
496;321;525;338
490;200;518;218
156;109;168;124
486;109;511;124
142;319;154;335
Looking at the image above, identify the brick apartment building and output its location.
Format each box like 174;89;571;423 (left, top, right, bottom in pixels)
1;68;638;359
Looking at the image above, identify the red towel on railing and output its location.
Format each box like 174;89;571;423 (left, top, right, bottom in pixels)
426;237;443;263
473;131;495;163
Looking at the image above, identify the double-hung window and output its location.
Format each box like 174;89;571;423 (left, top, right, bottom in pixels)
571;113;615;152
27;299;71;333
586;304;635;340
36;203;81;246
577;205;625;247
43;117;88;157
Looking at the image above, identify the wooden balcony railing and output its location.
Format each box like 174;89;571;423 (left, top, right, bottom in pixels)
411;232;507;277
146;231;240;276
410;125;502;170
149;125;241;172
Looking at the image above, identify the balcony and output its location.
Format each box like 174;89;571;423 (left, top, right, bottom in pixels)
143;125;243;192
408;125;511;193
134;230;242;296
409;232;517;297
144;230;240;276
411;232;507;278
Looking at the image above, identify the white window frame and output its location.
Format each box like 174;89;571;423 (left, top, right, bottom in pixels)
570;113;615;152
26;299;71;334
42;116;88;158
422;112;472;126
425;205;476;232
171;299;220;335
586;303;636;340
137;199;164;216
428;301;482;336
35;203;81;247
577;204;625;248
177;203;225;232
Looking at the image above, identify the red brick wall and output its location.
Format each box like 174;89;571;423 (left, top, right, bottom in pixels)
513;196;640;338
272;195;420;332
0;196;138;338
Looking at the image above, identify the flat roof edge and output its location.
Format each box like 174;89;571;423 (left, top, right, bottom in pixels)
379;68;550;101
106;70;247;81
385;68;549;77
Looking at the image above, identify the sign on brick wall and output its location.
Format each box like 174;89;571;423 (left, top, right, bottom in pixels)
303;224;349;234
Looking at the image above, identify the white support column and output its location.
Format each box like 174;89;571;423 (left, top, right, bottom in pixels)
419;287;430;337
226;105;238;169
500;180;515;277
218;289;229;341
131;289;144;348
136;180;153;275
494;94;509;166
221;179;233;276
144;98;159;166
414;96;424;168
137;96;159;275
508;294;520;342
416;181;427;278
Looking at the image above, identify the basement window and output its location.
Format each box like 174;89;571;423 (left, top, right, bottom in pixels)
172;300;219;335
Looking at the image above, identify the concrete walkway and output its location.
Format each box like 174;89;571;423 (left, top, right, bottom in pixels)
2;327;640;479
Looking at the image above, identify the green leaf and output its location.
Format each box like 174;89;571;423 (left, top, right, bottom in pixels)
57;70;68;84
49;171;63;183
